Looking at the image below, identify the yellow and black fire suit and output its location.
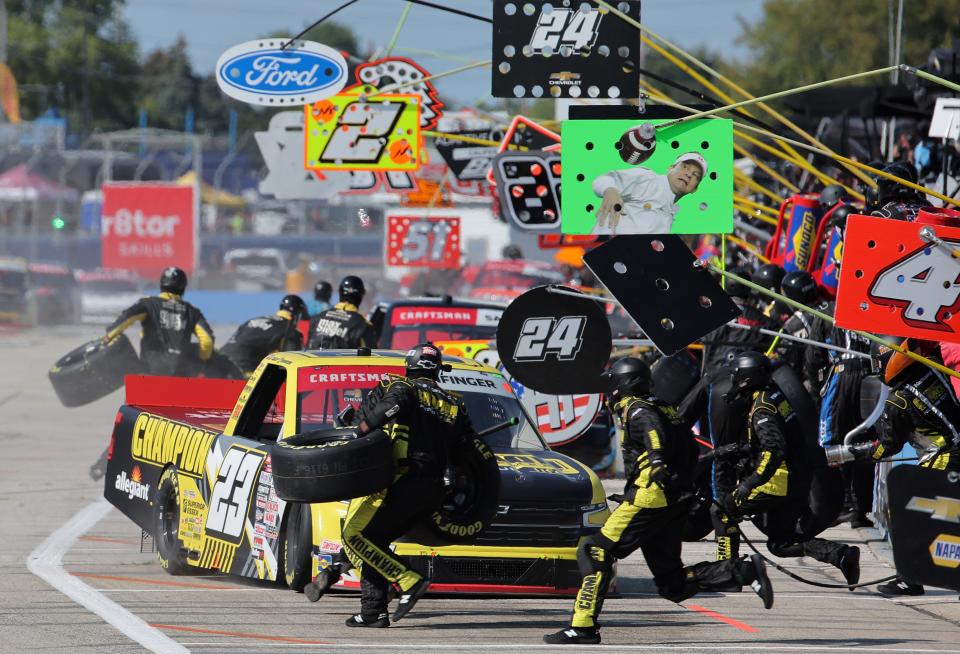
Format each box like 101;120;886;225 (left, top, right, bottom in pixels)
716;385;849;566
307;302;377;350
221;310;303;376
106;292;214;376
342;374;473;620
568;395;765;631
860;358;960;472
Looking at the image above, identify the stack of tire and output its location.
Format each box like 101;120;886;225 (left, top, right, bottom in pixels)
48;335;146;407
272;427;500;542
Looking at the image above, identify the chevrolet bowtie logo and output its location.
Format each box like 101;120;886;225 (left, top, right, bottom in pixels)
907;496;960;523
550;72;580;81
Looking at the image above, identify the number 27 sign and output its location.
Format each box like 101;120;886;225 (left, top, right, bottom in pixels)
386;214;461;268
835;214;960;342
305;84;421;171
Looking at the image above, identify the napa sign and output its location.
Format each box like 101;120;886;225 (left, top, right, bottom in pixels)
215;39;348;106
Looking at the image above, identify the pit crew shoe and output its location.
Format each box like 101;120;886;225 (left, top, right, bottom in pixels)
748;554;774;609
305;566;342;602
392;577;429;622
345;613;389;628
839;546;860;589
543;628;601;644
877;579;924;596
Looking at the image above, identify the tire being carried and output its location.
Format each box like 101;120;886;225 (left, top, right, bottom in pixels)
272;428;395;503
48;334;146;408
424;435;500;543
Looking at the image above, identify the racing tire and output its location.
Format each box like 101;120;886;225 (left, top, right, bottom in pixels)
772;363;825;467
271;428;395;503
154;467;192;575
651;352;702;407
203;350;245;380
280;502;313;592
48;334;146;408
424;435;501;543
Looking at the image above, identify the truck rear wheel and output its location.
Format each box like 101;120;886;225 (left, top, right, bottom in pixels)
281;503;313;592
272;428;395;503
154;467;191;575
48;334;145;407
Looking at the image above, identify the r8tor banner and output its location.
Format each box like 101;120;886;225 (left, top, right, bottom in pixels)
561;118;733;235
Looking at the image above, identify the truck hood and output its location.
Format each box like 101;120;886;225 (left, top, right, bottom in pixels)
494;448;595;505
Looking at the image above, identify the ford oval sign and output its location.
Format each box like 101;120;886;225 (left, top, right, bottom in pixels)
215;39;348;106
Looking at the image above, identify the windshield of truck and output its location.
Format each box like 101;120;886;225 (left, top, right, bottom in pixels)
294;365;545;450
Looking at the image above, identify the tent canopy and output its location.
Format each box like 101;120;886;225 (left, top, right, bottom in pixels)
177;171;246;209
0;164;78;202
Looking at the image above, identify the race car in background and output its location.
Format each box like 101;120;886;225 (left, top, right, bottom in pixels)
104;350;610;595
456;259;566;303
76;269;144;324
368;295;505;349
0;257;31;324
27;263;81;325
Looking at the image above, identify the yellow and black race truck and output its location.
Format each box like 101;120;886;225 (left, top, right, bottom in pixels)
104;349;610;595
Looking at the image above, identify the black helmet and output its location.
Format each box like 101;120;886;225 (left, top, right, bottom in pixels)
819;184;846;208
728;351;772;396
405;342;447;379
828;203;856;230
877;161;924;206
314;280;333;303
160;266;187;295
502;244;523;260
279;294;306;320
339;275;366;305
723;266;752;299
780;270;818;305
604;357;652;400
754;264;785;292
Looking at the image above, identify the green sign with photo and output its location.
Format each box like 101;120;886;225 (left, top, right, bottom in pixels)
561;118;733;235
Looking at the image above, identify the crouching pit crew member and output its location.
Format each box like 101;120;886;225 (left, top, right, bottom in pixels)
104;266;214;376
544;357;774;646
312;343;474;627
826;339;960;596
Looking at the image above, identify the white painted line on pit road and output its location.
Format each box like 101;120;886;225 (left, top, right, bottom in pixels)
177;644;960;653
26;499;189;654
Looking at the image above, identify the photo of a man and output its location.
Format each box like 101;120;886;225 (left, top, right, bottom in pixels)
591;152;707;235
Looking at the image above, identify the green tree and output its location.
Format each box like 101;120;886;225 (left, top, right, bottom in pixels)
733;0;960;95
138;35;198;131
7;0;140;135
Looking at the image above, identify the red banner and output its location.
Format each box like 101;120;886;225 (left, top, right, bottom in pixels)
101;183;196;277
386;215;460;268
836;214;960;342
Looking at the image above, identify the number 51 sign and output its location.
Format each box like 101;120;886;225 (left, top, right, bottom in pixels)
836;213;960;342
386;214;461;268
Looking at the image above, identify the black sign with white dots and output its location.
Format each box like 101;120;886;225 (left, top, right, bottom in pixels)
492;0;642;99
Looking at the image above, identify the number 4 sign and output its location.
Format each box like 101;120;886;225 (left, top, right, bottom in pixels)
386;214;461;268
305;84;421;171
836;213;960;342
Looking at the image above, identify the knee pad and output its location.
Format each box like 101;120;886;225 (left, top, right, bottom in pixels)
766;539;803;559
657;568;699;603
710;504;740;536
576;538;613;578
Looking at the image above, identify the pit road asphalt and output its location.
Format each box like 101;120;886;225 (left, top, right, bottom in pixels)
3;326;960;653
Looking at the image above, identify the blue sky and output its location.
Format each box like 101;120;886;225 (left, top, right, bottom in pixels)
123;0;764;106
